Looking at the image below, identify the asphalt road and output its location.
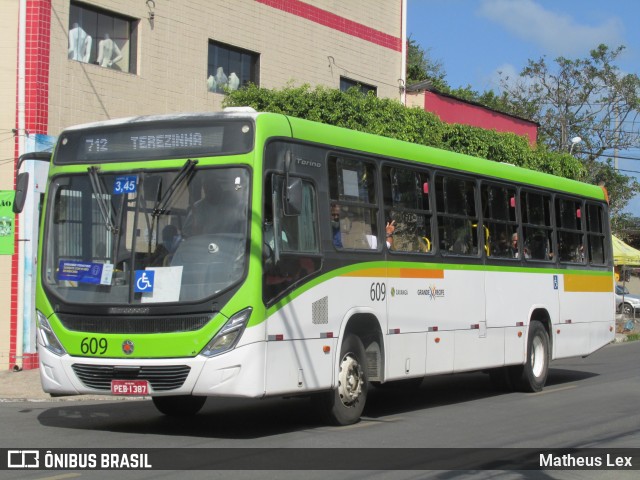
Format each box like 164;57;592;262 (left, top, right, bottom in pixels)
1;341;639;479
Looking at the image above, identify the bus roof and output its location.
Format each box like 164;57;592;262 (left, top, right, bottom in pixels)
62;110;260;132
278;113;606;202
56;110;605;202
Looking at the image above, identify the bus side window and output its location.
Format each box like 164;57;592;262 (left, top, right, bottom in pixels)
436;174;478;256
328;155;379;250
556;197;585;264
521;191;554;261
586;203;606;265
382;165;432;253
482;183;517;259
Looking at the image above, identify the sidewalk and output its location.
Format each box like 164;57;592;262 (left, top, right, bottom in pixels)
0;368;54;401
0;368;132;402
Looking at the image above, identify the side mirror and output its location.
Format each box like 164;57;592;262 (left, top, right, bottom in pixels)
283;177;302;216
13;172;29;214
13;151;51;214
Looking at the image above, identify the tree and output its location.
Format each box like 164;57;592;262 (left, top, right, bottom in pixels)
498;44;640;221
500;45;640;155
406;37;448;90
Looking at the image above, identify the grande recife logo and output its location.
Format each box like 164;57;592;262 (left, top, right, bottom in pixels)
417;285;445;300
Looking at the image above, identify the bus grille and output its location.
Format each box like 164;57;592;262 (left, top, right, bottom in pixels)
71;364;191;391
58;313;212;334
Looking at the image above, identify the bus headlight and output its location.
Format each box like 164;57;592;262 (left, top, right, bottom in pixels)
36;310;67;356
201;308;252;357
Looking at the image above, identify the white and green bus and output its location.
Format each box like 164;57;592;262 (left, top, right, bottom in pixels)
16;109;614;425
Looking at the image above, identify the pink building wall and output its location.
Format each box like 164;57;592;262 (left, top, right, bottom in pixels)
423;91;538;145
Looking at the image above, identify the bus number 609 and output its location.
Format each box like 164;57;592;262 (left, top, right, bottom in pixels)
80;337;108;355
370;282;386;302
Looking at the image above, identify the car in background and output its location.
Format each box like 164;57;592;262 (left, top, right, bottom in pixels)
615;284;640;316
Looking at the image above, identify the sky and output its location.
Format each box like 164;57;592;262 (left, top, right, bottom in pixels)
406;0;640;216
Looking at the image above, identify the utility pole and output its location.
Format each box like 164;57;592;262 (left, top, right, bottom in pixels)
613;102;619;170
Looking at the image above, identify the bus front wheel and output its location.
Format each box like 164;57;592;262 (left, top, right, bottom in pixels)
152;395;207;417
510;321;550;392
316;334;368;426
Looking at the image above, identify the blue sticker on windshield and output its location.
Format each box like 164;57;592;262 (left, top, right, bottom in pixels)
58;261;113;285
113;175;138;194
135;270;155;293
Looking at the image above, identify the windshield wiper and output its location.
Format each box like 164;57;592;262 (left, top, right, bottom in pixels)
152;159;198;217
87;166;118;234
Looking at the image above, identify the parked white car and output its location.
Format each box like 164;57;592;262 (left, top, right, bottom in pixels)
615;284;640;316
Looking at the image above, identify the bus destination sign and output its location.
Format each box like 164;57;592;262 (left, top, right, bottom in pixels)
54;120;253;164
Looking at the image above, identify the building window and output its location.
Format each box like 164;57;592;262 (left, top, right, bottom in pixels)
340;77;377;96
69;2;137;74
207;41;259;93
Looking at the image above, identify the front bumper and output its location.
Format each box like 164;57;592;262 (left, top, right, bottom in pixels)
39;340;267;398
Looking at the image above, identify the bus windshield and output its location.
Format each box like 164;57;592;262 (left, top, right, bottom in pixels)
43;166;250;305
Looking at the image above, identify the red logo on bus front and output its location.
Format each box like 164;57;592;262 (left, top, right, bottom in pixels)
122;340;134;355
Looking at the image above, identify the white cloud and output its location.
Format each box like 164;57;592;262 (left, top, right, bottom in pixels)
486;62;538;93
478;0;624;56
489;63;519;87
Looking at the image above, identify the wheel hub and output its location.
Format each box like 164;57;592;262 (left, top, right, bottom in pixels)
531;336;545;378
338;354;363;406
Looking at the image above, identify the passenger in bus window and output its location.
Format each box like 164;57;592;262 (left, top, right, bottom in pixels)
384;219;395;249
512;232;519;257
489;231;511;258
524;230;551;260
184;180;236;236
512;232;530;259
331;203;343;248
149;224;181;266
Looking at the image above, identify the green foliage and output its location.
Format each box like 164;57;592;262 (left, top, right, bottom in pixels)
582;158;640;218
406;38;448;89
225;84;446;147
611;213;640;246
224;84;586;181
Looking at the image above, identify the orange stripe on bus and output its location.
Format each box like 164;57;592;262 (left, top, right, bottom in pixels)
396;268;444;279
342;268;387;277
564;274;612;293
343;268;444;279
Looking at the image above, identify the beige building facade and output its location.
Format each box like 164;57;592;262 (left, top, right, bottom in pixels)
0;0;406;370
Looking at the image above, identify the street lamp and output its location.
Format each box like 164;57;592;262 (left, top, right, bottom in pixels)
569;136;582;155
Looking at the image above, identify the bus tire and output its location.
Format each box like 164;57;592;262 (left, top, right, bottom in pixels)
152;395;207;417
509;321;549;392
316;334;368;426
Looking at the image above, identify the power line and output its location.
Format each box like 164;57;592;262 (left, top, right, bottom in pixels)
575;151;640;162
616;168;640;175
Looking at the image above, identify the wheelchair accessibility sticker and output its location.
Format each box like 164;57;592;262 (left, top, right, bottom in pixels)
135;270;155;293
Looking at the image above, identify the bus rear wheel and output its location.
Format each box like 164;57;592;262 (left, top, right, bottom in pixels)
509;321;549;392
152;395;207;417
316;334;368;426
